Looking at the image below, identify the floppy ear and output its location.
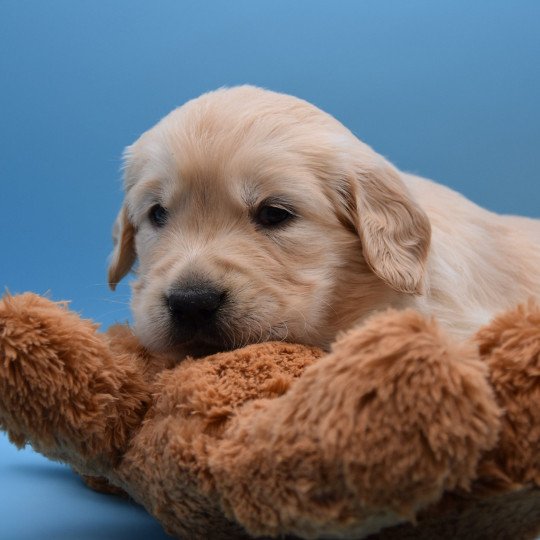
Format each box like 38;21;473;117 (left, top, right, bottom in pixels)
341;160;431;294
108;205;136;291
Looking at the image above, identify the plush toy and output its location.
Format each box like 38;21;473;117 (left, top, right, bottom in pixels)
0;292;539;539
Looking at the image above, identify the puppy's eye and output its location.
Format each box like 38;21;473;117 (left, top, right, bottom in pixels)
148;204;168;227
255;205;294;228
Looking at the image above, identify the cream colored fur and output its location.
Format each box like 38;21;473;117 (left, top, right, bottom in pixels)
108;85;540;354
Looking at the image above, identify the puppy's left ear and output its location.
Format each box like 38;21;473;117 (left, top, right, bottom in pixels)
108;205;136;291
340;159;431;294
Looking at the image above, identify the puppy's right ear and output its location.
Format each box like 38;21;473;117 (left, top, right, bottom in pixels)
108;205;136;291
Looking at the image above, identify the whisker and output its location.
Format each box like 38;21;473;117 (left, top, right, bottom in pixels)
94;307;132;318
101;298;131;306
316;297;337;316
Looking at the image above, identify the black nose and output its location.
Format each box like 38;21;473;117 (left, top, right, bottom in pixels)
166;286;226;325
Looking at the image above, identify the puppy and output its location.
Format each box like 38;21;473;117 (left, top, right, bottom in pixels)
108;86;540;357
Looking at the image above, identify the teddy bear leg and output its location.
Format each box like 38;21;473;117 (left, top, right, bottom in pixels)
209;309;501;539
81;474;129;497
475;300;540;487
0;293;150;477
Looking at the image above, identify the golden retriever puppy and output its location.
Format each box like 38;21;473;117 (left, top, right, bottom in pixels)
108;86;540;357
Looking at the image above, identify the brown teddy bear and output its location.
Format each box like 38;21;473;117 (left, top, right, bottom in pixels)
0;292;539;539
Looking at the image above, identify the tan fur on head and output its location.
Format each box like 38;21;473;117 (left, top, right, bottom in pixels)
108;85;540;354
108;86;432;355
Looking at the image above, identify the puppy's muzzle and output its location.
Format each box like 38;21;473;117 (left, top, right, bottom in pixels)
166;283;228;346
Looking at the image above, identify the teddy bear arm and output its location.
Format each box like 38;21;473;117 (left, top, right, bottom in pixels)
0;293;152;476
208;309;501;539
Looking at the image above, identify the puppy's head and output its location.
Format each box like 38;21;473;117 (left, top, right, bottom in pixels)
109;86;430;357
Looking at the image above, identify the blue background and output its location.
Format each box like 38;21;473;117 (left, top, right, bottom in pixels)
0;1;539;538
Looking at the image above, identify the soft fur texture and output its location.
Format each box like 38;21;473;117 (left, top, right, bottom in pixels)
1;292;539;539
108;86;540;359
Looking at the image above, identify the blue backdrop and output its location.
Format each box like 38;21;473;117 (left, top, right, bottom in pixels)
1;1;539;538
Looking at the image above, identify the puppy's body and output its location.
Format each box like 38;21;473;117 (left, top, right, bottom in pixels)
405;174;540;335
109;86;540;356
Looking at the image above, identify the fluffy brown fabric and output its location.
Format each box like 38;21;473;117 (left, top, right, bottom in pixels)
0;292;539;539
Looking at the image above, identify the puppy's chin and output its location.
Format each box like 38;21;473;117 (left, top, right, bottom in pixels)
142;331;231;361
169;319;234;358
177;339;231;359
150;321;233;359
134;302;292;360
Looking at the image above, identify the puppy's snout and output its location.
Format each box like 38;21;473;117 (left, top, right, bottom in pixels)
166;285;226;325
